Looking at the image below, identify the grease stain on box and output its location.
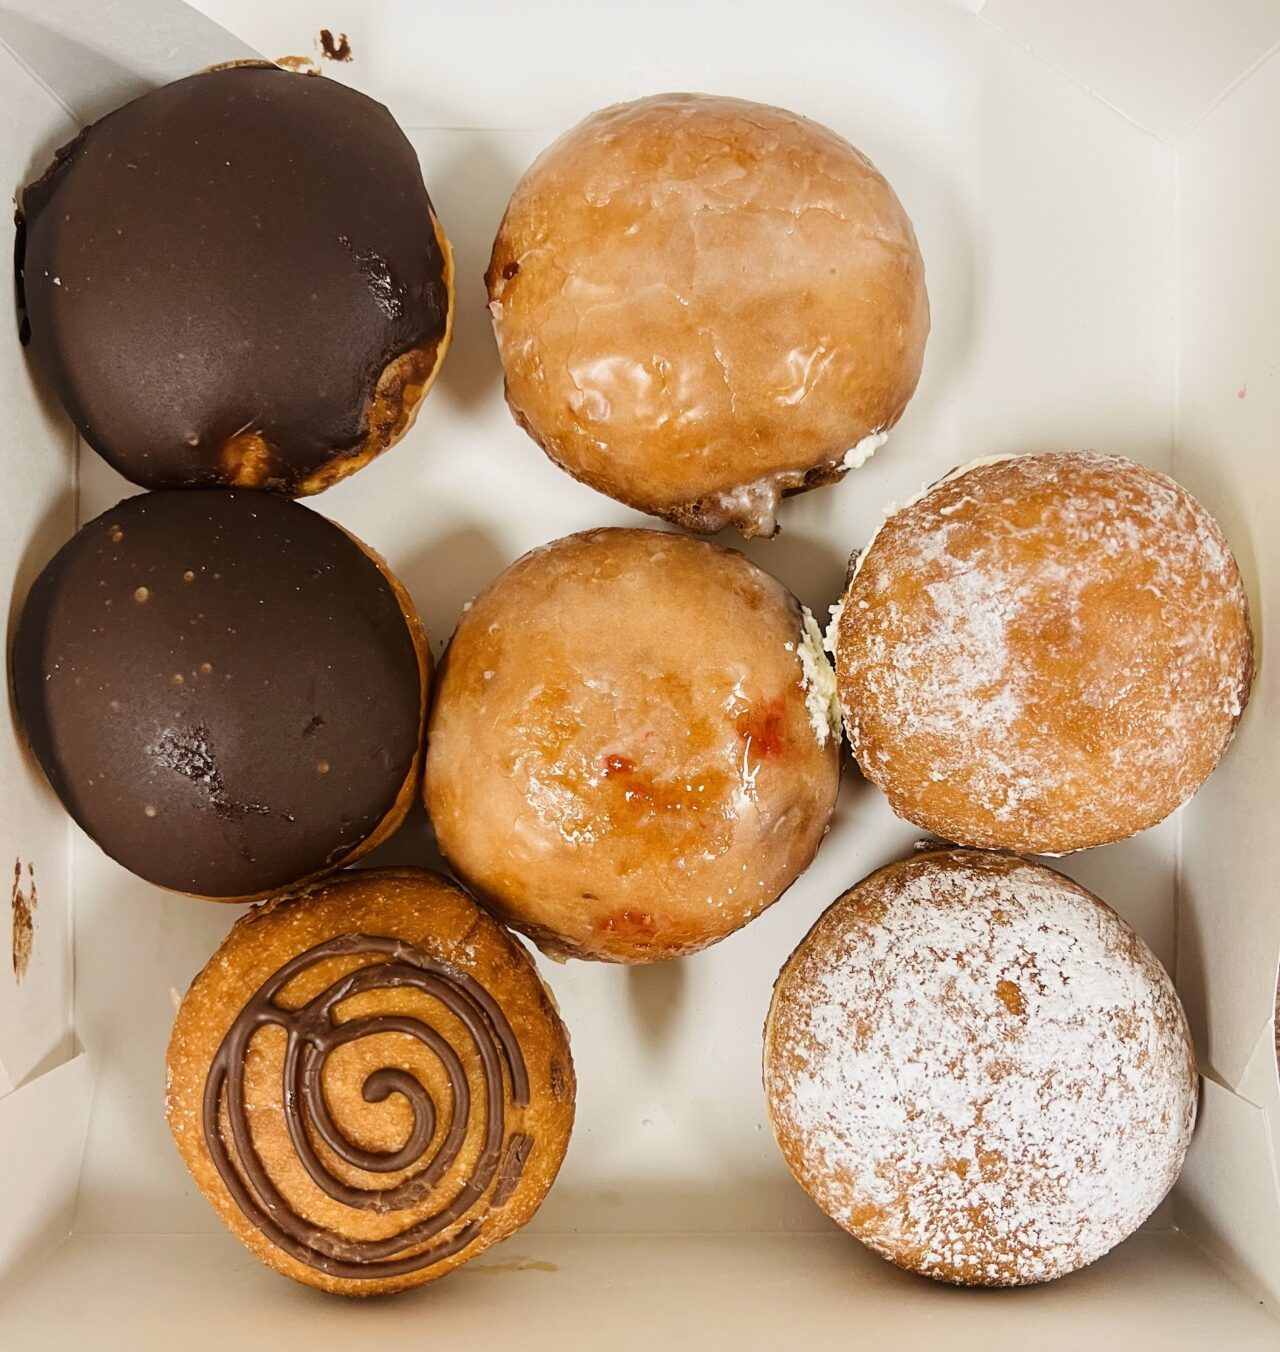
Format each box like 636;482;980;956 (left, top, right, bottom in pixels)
10;856;38;982
319;30;353;63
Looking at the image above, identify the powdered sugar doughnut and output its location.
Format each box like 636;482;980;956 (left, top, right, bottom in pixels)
764;850;1197;1286
831;452;1254;854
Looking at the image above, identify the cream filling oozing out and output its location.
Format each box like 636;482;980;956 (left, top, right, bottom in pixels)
681;431;896;537
843;429;889;471
796;607;842;747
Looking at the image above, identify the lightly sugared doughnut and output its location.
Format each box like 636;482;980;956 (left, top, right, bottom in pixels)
18;63;453;494
487;94;929;538
764;849;1197;1286
423;528;842;962
11;491;428;900
831;452;1254;854
166;868;575;1296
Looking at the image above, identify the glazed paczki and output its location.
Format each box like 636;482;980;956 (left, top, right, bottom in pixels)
424;528;842;961
487;94;929;537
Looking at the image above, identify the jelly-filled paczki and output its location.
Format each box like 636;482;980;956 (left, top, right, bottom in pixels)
424;527;842;961
18;63;453;493
12;491;429;899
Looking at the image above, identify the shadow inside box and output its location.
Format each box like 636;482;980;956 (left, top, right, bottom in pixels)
623;959;688;1057
359;800;448;875
827;745;873;817
395;521;509;656
424;129;528;415
525;1162;835;1234
7;482;77;752
728;514;851;619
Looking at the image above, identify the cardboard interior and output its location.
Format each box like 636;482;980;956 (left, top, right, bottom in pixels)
0;0;1276;1341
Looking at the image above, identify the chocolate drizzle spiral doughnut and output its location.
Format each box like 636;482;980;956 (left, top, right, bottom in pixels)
168;869;575;1296
205;935;533;1277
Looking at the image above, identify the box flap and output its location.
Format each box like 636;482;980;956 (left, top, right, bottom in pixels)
1178;1077;1280;1307
978;0;1280;140
0;36;77;1094
0;1051;92;1292
0;0;259;126
1172;36;1280;1094
1171;37;1280;1295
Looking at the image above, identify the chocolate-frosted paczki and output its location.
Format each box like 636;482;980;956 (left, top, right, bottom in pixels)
12;491;429;899
18;64;453;493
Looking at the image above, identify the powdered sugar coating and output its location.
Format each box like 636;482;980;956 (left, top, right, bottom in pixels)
764;850;1197;1286
833;452;1255;853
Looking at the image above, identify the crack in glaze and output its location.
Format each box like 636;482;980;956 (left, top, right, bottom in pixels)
150;724;279;822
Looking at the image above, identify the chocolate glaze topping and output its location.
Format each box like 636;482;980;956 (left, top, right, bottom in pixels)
11;491;422;897
18;64;448;491
204;934;532;1279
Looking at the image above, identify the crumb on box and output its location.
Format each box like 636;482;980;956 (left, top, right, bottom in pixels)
319;29;353;62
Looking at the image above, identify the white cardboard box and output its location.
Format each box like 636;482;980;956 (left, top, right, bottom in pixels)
1;0;1277;1345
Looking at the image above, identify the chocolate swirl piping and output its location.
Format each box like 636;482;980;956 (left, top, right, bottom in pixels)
203;934;533;1279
